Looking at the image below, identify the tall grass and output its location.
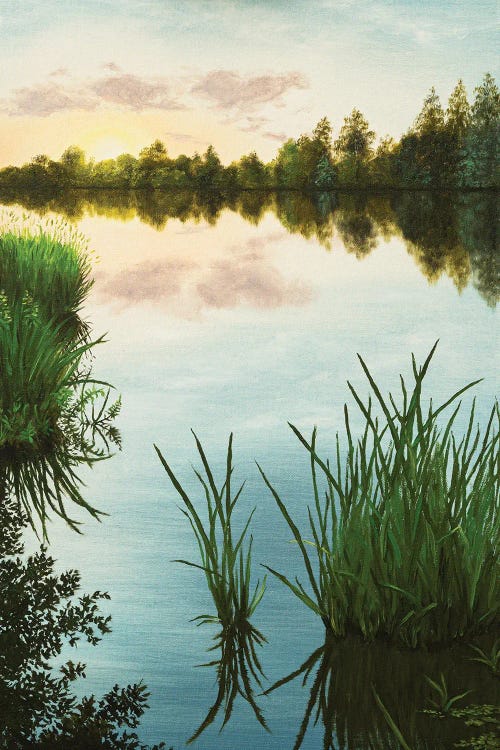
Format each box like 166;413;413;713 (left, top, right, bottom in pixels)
0;213;93;341
260;343;499;647
155;434;268;740
0;305;121;536
0;216;120;535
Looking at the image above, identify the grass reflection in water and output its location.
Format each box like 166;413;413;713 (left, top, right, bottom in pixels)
264;633;499;750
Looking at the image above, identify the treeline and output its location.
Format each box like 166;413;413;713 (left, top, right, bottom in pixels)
0;74;498;193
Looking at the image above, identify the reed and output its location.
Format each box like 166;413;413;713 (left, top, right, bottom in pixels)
0;218;120;535
0;305;120;535
155;433;268;739
260;343;499;647
0;214;93;341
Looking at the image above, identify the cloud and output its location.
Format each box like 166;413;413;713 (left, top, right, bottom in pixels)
103;62;122;72
238;115;271;133
91;73;184;111
262;130;288;142
100;258;195;302
191;70;308;112
49;67;69;78
163;130;207;145
1;66;307;125
197;234;312;311
5;82;96;116
3;70;184;116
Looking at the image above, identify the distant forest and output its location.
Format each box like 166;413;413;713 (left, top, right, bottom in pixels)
0;74;498;193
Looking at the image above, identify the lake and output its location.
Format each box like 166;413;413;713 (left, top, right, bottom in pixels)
6;190;499;749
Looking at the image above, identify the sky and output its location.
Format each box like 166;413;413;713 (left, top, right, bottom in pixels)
0;0;498;165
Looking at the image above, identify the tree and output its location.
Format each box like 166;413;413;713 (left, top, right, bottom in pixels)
312;116;333;153
334;109;375;160
471;72;500;130
60;146;89;187
114;154;138;188
138;140;169;168
414;88;445;136
460;73;500;187
91;159;118;188
312;117;336;189
404;88;455;187
334;109;375;184
134;141;170;189
446;80;470;140
20;155;64;193
191;145;225;191
444;80;471;185
314;154;337;190
30;154;51;169
370;136;397;186
235;151;270;190
272;118;336;191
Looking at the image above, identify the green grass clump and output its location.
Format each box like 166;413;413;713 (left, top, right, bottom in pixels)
0;302;121;536
260;343;499;648
0;217;120;535
155;434;268;741
0;213;93;341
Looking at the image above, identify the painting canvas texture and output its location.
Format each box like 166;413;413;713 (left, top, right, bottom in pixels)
0;1;498;748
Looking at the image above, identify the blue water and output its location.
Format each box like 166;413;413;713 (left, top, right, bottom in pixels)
18;204;499;748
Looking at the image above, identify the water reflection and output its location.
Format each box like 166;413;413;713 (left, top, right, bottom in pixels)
97;231;312;313
263;633;499;749
187;618;268;744
0;188;497;307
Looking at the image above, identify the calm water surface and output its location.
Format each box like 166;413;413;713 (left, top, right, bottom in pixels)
9;192;499;748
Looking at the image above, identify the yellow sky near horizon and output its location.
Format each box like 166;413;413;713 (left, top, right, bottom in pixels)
0;108;276;167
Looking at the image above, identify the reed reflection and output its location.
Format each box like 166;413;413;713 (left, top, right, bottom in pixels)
185;615;268;743
264;633;499;750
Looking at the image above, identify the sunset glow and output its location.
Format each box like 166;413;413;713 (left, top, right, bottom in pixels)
89;136;133;161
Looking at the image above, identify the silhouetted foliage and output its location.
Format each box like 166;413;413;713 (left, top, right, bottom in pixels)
0;496;167;749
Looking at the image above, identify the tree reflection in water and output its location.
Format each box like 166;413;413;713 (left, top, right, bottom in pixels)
1;188;497;307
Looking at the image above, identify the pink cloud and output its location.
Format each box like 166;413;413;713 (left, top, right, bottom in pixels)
103;62;122;73
197;233;311;310
6;83;96;116
191;70;309;111
100;258;195;302
2;67;307;123
262;130;288;141
49;67;69;78
91;73;184;111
